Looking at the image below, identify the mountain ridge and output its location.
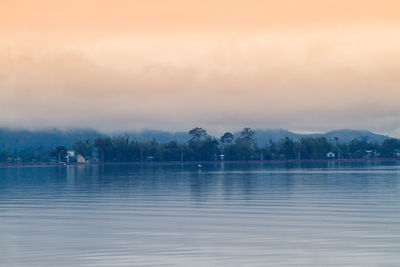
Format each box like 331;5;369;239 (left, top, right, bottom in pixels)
0;127;391;151
251;129;390;145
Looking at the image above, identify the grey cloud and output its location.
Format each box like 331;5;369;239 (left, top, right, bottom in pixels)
0;33;400;137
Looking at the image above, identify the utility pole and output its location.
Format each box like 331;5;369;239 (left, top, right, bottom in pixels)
181;145;184;165
334;137;340;162
140;144;143;165
101;151;104;176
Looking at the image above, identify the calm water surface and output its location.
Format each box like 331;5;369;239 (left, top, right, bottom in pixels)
1;162;400;266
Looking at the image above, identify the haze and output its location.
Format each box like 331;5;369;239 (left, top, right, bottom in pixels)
1;0;400;136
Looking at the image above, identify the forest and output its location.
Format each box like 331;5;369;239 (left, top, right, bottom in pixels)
1;127;399;164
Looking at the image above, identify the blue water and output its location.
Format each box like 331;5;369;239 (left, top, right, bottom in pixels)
1;162;400;266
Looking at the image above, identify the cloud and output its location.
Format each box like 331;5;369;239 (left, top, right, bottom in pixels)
0;29;400;136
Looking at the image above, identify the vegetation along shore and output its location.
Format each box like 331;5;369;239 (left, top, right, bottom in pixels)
1;127;399;164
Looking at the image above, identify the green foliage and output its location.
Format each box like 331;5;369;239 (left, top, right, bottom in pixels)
239;127;255;143
0;150;8;162
83;133;400;162
1;128;397;164
189;127;207;142
380;138;400;158
73;139;93;158
94;137;113;161
50;146;68;162
187;128;219;161
220;132;234;146
280;137;296;159
223;128;257;160
159;141;182;161
300;137;332;159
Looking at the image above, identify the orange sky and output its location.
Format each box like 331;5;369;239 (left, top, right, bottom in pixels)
1;0;400;136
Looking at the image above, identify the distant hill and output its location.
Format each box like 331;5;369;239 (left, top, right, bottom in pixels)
0;128;104;151
249;129;389;145
0;127;391;151
123;130;190;144
250;129;302;145
310;129;389;144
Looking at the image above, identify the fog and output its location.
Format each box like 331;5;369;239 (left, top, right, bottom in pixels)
1;1;400;136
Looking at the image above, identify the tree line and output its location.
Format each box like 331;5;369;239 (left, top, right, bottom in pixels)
1;127;400;164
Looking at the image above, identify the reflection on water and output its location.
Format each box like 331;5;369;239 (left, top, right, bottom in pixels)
1;162;400;266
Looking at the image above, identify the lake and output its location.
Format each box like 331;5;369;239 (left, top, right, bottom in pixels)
1;162;400;266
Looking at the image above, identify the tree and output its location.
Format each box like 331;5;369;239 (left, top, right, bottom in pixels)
280;137;295;159
50;146;67;162
0;150;8;162
267;140;279;160
334;136;340;159
222;128;257;161
219;132;234;158
229;139;254;160
141;138;160;161
188;135;219;161
73;139;93;158
381;138;400;158
189;127;208;143
300;137;332;159
160;141;181;161
94;137;114;162
220;132;234;146
112;136;132;162
239;127;255;143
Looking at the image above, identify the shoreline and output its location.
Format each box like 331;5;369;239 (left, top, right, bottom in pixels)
1;158;399;167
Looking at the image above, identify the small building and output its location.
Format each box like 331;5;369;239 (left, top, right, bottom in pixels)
395;149;400;158
326;152;335;158
67;151;75;163
76;154;86;163
364;150;377;159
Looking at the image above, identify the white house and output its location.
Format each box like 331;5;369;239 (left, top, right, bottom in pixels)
66;151;75;163
326;152;335;158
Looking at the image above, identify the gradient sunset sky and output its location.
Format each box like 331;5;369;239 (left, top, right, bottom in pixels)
1;0;400;136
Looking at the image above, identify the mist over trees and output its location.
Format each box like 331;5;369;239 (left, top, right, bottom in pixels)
0;127;399;164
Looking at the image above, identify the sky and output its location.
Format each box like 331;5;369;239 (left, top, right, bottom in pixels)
1;0;400;136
